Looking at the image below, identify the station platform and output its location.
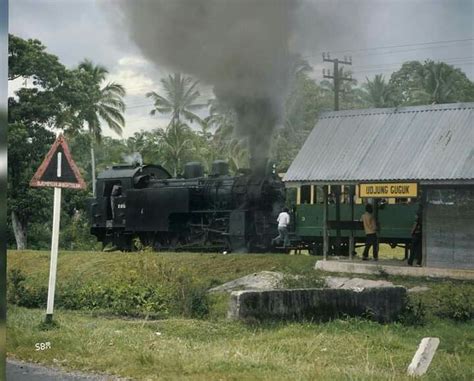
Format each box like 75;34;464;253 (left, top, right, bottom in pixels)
315;259;474;281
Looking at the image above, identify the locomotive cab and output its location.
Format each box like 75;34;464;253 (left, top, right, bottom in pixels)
90;164;172;248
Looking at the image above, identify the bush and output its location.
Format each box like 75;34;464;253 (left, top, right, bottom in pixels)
7;266;213;318
399;299;426;326
170;274;210;318
436;291;472;322
7;260;216;319
56;281;169;317
182;286;210;318
7;269;47;308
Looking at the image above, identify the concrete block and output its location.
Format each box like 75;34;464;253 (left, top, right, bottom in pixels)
407;337;440;377
314;260;474;280
228;287;406;323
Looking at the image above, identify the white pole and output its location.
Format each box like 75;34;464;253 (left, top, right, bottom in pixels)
45;151;63;323
45;187;61;322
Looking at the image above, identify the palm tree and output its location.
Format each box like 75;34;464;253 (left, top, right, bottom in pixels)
418;61;458;104
146;73;205;126
207;98;249;172
76;59;126;196
146;73;206;176
362;74;392;108
155;121;194;176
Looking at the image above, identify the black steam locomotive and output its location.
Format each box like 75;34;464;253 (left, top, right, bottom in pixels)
90;160;285;252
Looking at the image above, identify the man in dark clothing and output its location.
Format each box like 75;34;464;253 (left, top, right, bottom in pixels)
408;214;422;266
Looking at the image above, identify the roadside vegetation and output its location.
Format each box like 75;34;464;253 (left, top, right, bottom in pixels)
8;305;473;381
7;250;474;380
7;32;474;380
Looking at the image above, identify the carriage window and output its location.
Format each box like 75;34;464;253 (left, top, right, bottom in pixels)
300;185;311;204
316;186;325;204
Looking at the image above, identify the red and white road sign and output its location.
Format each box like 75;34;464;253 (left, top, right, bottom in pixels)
30;134;86;189
29;133;86;323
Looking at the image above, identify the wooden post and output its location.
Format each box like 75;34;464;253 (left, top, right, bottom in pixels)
310;185;315;204
349;185;355;260
323;185;329;260
421;188;427;267
335;185;341;256
296;187;301;205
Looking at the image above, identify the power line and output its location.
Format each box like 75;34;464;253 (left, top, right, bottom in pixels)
303;40;473;62
315;37;474;56
350;56;474;70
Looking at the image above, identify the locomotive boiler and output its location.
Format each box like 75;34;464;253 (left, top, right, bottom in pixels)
90;160;285;252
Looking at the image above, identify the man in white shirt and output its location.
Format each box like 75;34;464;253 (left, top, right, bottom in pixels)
272;207;291;247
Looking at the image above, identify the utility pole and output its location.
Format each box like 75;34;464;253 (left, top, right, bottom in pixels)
322;53;353;257
322;53;353;111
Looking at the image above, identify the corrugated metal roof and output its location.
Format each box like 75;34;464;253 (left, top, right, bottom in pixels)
283;103;474;184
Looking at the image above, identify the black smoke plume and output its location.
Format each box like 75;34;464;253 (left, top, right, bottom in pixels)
117;0;297;173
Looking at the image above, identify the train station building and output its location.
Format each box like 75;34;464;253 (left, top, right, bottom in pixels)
284;102;474;270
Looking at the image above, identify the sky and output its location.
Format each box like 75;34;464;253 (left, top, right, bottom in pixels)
8;0;474;138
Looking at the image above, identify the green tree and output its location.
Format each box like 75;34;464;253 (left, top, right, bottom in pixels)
124;131;160;165
362;74;392;108
155;122;195;176
7;123;55;249
73;59;126;196
8;34;73;249
389;60;474;105
207;99;249;172
319;69;366;111
9;34;65;88
273;70;320;170
146;73;206;175
146;73;205;126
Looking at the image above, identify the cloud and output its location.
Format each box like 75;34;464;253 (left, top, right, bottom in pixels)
108;68;155;97
118;56;149;67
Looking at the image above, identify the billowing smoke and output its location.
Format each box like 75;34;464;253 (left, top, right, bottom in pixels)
122;152;143;166
117;0;298;173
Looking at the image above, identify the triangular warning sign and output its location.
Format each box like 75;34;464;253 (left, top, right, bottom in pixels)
30;134;86;190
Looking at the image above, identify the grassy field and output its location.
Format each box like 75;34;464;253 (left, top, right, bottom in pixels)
6;249;474;380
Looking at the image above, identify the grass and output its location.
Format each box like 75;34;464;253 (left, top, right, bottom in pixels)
6;249;474;380
7;249;317;287
7;306;474;381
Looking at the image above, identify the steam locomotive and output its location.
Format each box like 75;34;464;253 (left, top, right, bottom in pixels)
89;160;286;252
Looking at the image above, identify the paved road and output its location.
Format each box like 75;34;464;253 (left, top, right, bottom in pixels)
6;359;119;381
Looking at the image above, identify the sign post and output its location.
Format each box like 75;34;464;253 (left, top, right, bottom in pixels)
30;134;86;323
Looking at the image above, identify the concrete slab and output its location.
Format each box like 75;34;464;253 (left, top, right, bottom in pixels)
407;337;440;377
324;276;396;290
315;260;474;280
228;287;407;323
208;271;287;293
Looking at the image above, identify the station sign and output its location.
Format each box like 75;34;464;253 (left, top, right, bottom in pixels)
358;182;418;198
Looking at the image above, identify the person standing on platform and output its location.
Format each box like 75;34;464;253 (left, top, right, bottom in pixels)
361;204;378;260
408;213;422;266
272;207;291;247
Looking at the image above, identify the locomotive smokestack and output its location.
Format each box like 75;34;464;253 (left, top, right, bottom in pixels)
116;0;295;172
